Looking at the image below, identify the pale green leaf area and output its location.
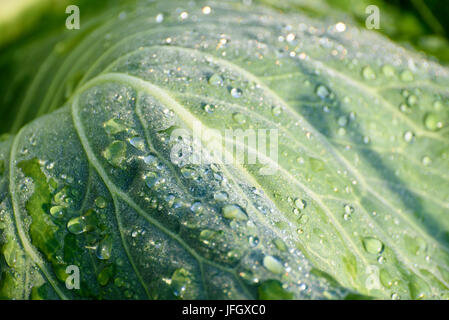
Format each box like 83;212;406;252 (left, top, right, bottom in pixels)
0;0;449;300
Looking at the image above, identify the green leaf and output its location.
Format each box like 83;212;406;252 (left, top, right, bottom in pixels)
0;0;449;300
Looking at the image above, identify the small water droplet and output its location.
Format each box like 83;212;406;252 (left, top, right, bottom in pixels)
315;84;330;100
294;198;306;210
361;66;376;80
95;196;107;209
403;131;415;143
230;88;243;98
232;112;246;124
208;74;223;86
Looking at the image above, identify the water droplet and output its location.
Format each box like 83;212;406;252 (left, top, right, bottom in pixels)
143;154;158;166
421;156;431;166
315;84;330;100
181;167;197;179
128;137;146;151
232;112;246;124
203;104;216;113
222;204;247;221
379;269;393;288
50;205;66;218
145;172;164;189
95;196;107;209
391;293;400;300
294;198;306;210
171;268;192;299
103;119;127;135
273;238;287;252
230;88;243;98
362;66;376;80
381;64;396;78
407;94;418;106
190;202;204;214
400;69;414;82
103;141;127;168
248;235;260;247
202;6;212;14
67;216;87;234
271;105;282;116
409;275;430;300
335;22;346;32
423;113;443;131
399;103;411;113
96;236;113;260
362;237;384;254
213;191;228;201
155;13;164;23
263;255;284;274
403;131;415;143
208;74;223;86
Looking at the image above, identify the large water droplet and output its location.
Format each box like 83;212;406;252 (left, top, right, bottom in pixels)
222;204;247;220
96;236;113;260
263;255;284;274
103;141;127;168
67;216;87;234
362;237;384;254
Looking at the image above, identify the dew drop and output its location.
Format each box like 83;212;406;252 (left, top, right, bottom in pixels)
381;64;396;78
103;119;127;135
403;131;415;143
67;216;87;234
50;205;65;218
400;69;414;82
263;255;284;274
315;84;330;100
423;112;443;131
271;105;282;116
222;204;248;221
361;66;376;80
232;112;246;124
190;202;204;214
230;88;243;98
421;156;431;166
128;137;145;151
208;74;223;86
362;237;384;254
213;191;229;201
294;198;306;210
96;236;113;260
203;104;216;113
103;141;127;168
95;196;107;209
